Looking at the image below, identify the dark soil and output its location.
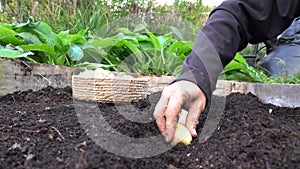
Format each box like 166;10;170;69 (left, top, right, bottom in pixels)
0;87;299;169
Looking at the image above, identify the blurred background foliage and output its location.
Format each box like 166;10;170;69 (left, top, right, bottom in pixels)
0;0;213;76
1;0;290;82
0;0;212;35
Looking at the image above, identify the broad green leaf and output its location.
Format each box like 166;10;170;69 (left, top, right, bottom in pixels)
139;41;154;50
117;40;144;60
81;45;107;63
136;35;149;41
168;41;192;56
223;53;248;73
88;33;138;49
234;53;248;64
178;54;186;61
16;32;42;44
146;30;160;49
13;20;59;47
0;25;24;45
0;25;16;35
0;49;34;59
0;35;24;46
57;30;86;46
20;44;55;56
68;44;84;61
0;24;14;30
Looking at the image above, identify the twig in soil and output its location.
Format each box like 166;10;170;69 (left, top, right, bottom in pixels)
36;94;45;100
51;127;65;141
76;149;87;169
75;141;87;151
11;96;15;102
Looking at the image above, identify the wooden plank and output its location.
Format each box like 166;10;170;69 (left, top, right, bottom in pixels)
0;58;73;96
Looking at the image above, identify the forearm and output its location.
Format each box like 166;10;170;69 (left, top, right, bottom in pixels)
177;0;300;101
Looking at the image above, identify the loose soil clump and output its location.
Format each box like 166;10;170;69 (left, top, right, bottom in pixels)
0;87;299;169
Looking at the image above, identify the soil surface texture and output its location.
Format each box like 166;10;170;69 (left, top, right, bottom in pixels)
0;87;299;169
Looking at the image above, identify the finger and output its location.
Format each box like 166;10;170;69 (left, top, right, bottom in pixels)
165;97;182;142
185;101;205;137
153;92;169;134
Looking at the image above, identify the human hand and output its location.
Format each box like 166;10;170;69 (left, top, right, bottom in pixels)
153;80;206;142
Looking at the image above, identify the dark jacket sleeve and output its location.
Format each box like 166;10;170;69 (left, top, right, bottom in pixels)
176;0;300;101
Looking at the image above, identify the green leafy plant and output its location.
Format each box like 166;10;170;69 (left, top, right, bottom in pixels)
0;17;87;66
222;53;300;84
85;24;193;76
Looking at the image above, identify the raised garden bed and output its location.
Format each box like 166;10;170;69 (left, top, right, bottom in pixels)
0;59;299;168
0;86;299;169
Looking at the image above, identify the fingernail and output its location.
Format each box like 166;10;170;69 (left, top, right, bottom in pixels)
192;129;197;136
162;132;169;142
166;135;171;142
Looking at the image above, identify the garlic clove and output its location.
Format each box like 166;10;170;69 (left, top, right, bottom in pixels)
171;123;192;146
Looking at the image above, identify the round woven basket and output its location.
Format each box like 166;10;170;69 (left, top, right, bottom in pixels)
72;70;150;103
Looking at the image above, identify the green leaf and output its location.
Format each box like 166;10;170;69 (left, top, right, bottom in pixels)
234;53;248;64
16;32;42;44
146;29;160;49
20;44;55;56
0;35;24;46
0;25;17;35
139;41;154;50
13;20;59;47
77;29;88;36
57;30;86;46
81;44;106;63
57;55;67;65
88;33;138;49
223;53;248;73
68;44;84;61
168;41;191;55
122;40;143;58
0;25;24;45
0;49;34;59
224;71;254;82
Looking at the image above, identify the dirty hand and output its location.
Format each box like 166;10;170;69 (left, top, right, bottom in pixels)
153;80;206;142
